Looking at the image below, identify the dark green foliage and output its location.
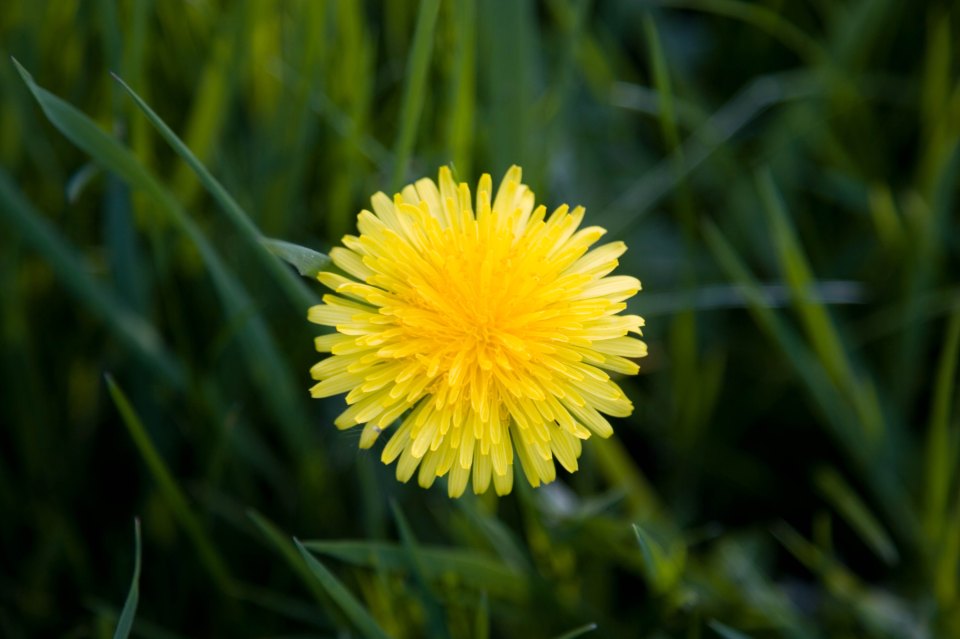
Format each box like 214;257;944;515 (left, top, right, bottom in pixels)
1;1;959;637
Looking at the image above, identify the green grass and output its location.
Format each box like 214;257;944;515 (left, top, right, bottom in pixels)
1;1;959;637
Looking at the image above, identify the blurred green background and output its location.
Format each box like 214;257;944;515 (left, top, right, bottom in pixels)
2;0;960;637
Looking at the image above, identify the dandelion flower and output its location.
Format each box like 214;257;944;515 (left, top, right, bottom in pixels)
308;166;646;497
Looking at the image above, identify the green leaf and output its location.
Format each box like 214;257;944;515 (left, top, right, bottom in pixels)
113;518;142;639
261;238;331;279
293;539;392;639
302;540;528;600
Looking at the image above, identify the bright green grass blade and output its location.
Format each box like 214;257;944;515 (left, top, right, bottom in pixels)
925;310;960;544
482;0;537;179
245;509;332;609
13;58;312;452
653;0;826;64
708;620;754;639
552;622;598;639
390;0;440;192
757;170;854;390
293;539;392;639
447;0;476;180
757;168;885;442
302;540;528;601
814;467;898;565
168;3;246;208
0;171;184;389
105;376;233;592
111;72;320;310
703;220;918;543
261;238;331;279
643;10;706;453
113;519;142;639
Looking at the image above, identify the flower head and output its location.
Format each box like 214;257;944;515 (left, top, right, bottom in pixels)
308;166;646;497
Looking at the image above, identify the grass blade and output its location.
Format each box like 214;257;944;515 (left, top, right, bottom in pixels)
446;0;476;179
703;220;918;543
13;58;312;453
0;171;184;389
106;375;233;592
245;509;330;608
110;72;320;311
390;501;450;638
757;169;883;440
552;622;598;639
390;0;441;192
924;310;960;543
814;467;898;565
293;538;392;639
113;518;142;639
631;522;684;595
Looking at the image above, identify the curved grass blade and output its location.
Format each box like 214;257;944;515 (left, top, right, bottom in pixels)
13;58;312;453
0;171;184;389
293;539;392;639
757;169;884;441
703;220;918;544
110;72;320;311
106;375;233;592
245;509;329;608
113;518;142;639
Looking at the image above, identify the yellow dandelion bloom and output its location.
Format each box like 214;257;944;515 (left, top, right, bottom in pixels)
308;166;647;497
